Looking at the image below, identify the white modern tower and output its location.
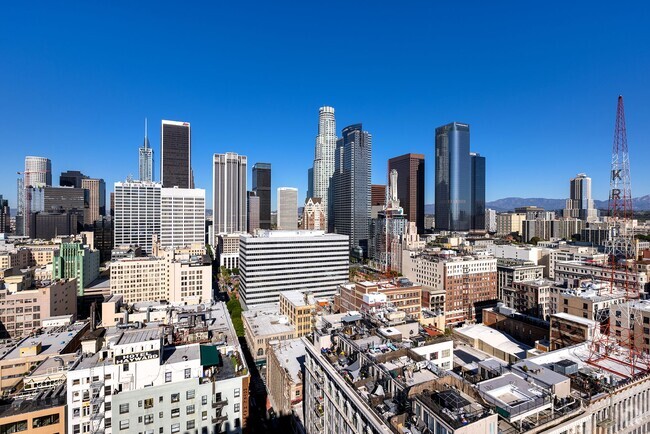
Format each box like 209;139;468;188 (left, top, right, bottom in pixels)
277;187;298;230
213;153;248;238
24;156;52;187
160;187;205;248
139;119;154;182
114;180;162;254
312;106;337;230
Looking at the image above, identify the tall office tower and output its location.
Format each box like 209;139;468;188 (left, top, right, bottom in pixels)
312;106;337;229
213;153;248;237
307;167;314;199
277;187;298;230
388;153;425;234
333;124;372;257
470;153;486;231
563;173;598;221
435;122;483;232
60;170;87;188
139;119;154;182
113;181;161;254
0;194;9;233
160;120;191;188
160;187;205;248
252;162;271;229
24;156;52;187
239;230;349;308
247;191;260;234
81;178;106;226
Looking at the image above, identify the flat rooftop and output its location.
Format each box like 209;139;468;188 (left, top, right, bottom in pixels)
551;312;599;327
242;310;295;337
280;290;314;307
270;338;305;384
0;322;88;361
455;324;531;360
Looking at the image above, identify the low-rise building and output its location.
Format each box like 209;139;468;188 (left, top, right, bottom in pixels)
279;290;316;337
549;312;599;350
242;308;296;367
453;323;531;363
335;279;422;320
482;304;549;347
266;338;305;417
217;232;243;270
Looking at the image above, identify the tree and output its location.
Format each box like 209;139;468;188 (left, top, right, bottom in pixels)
529;237;541;245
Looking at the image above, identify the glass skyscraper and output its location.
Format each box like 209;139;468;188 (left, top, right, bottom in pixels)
435;122;471;231
471;153;486;231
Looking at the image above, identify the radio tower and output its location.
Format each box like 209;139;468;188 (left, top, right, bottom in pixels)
586;96;648;377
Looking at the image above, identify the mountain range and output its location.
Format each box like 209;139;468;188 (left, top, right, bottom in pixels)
424;195;650;213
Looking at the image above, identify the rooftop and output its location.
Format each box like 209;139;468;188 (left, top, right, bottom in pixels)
242;309;295;337
454;324;531;360
551;312;599;327
0;321;88;361
280;290;315;307
270;338;306;384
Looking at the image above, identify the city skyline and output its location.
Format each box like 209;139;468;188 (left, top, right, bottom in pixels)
1;2;649;209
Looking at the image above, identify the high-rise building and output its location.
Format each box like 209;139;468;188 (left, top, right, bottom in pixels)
470;153;486;231
160;120;191;188
302;197;326;230
24;156;52;188
435;122;471;231
252;162;271;229
53;242;100;296
238;230;349;308
213;153;247;237
563;173;598;221
247;191;260;234
312;106;337;229
0;195;9;233
371;184;386;206
277;187;298;230
435;122;485;232
81;178;106;226
307;167;314;199
113;181;161;254
333;124;372;257
388;153;425;234
139;119;154;182
160;187;205;248
59;170;87;188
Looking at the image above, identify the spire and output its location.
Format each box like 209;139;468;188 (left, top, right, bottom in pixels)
144;118;149;149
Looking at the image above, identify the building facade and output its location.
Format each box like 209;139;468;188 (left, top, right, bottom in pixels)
213;153;247;237
81;178;106;226
113;180;161;254
301;197;326;231
312;106;337;231
388;153;425;234
246;192;260;234
161;120;191;188
238;230;349;308
277;187;298;230
160;187;205;248
563;173;598;222
252;163;271;230
52;242;100;296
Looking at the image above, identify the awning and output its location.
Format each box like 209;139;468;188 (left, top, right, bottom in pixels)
200;345;221;367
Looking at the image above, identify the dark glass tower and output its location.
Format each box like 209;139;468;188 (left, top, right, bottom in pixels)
60;170;87;188
252;163;271;229
470;153;486;231
435;122;471;231
161;120;191;188
333;124;371;257
388;153;425;234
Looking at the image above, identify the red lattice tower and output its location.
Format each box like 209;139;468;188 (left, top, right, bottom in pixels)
586;96;649;377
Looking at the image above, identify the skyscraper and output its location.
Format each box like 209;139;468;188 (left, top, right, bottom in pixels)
252;162;271;229
312;106;337;230
160;120;191;188
0;194;10;233
388;153;425;234
81;178;106;226
563;173;598;221
307;167;314;200
213;153;247;237
24;156;52;188
60;170;87;188
470;153;486;231
247;191;260;234
277;187;298;230
139;119;154;182
333;124;372;257
113;180;161;254
160;187;205;248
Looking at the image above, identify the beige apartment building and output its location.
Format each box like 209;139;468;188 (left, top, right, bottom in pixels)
0;248;31;270
335;279;422;320
242;308;296;366
496;212;526;236
0;279;77;338
279;290;315;337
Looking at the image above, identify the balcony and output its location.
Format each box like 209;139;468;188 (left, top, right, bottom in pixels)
212;414;228;424
212;398;228;408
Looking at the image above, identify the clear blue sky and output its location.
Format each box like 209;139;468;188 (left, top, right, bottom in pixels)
1;1;649;210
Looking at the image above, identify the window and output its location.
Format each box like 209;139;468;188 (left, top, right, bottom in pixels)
234;403;240;412
234;388;240;398
119;404;129;414
184;368;191;379
119;420;129;430
202;395;208;405
171;393;180;403
186;390;195;400
187;420;196;430
165;372;172;383
171;408;180;418
202;411;208;421
144;398;154;409
171;423;180;433
123;363;129;372
187;404;195;414
1;420;27;433
144;414;154;425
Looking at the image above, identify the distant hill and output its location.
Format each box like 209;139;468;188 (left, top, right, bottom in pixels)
425;195;650;213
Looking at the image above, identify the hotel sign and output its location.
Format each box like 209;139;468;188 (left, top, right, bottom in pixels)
114;350;160;364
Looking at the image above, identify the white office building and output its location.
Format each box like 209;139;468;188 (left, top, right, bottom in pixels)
213;153;247;240
239;230;349;308
277;187;298;230
160;187;205;249
114;181;162;254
